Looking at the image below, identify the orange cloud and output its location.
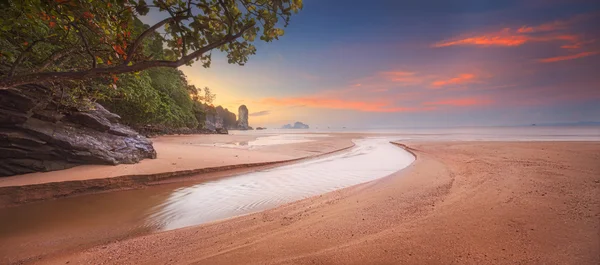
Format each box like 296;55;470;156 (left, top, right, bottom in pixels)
538;51;599;63
261;97;431;112
379;71;419;83
434;31;581;48
431;73;476;87
434;30;529;47
560;39;595;50
517;20;569;33
424;97;492;107
433;15;589;49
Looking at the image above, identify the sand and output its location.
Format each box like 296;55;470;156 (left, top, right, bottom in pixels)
0;134;354;206
0;134;353;187
25;141;600;265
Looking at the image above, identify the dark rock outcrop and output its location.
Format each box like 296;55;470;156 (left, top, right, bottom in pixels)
0;84;156;177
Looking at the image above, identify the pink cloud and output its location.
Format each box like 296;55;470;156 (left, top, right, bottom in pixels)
261;97;433;112
431;73;477;88
433;15;594;50
538;51;599;63
379;71;419;82
434;29;529;47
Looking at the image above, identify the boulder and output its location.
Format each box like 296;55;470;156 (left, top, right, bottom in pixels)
0;84;156;177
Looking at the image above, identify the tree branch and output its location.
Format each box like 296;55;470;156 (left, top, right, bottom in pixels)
9;40;43;77
124;15;189;64
37;47;78;72
0;23;255;88
71;22;96;69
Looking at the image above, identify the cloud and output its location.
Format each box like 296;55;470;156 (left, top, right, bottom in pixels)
433;15;592;49
261;97;432;113
380;71;419;82
424;97;492;107
433;29;529;47
538;51;599;63
433;30;582;48
517;20;569;33
249;110;271;117
431;73;476;88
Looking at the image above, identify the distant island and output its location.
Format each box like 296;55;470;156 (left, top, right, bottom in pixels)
281;122;309;129
524;121;600;127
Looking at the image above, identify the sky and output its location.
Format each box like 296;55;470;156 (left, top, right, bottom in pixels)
175;0;599;128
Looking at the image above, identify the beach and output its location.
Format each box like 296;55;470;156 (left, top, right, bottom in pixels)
1;133;598;264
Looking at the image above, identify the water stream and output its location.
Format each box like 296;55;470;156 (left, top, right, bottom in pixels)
147;137;414;230
0;137;414;261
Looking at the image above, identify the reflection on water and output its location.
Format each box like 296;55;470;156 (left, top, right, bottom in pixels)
0;137;412;262
147;138;414;230
202;134;332;148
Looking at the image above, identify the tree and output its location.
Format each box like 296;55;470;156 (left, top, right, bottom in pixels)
0;0;303;88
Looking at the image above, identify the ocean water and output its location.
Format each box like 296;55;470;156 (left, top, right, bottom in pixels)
230;126;600;141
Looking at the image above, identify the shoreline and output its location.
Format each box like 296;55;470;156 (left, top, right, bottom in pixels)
0;135;356;207
30;140;599;265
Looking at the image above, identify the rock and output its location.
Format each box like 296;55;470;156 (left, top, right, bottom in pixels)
281;122;309;129
204;112;226;133
0;84;156;177
67;112;111;132
88;103;121;123
256;127;266;130
0;109;29;125
237;105;249;130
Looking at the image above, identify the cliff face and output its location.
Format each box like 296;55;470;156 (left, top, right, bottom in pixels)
237;105;249;130
204;112;227;134
0;85;156;177
215;106;237;129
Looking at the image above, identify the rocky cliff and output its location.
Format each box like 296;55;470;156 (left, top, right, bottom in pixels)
0;84;156;177
204;112;227;134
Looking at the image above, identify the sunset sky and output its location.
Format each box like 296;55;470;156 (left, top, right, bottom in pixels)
175;0;600;128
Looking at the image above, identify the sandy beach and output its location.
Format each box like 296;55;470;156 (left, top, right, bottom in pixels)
0;134;354;206
3;138;597;264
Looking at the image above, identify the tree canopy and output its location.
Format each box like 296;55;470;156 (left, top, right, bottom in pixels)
0;0;302;88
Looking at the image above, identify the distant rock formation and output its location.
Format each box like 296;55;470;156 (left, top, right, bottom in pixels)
281;122;309;129
215;106;237;129
237;105;249;130
256;127;266;130
204;112;227;134
0;84;156;177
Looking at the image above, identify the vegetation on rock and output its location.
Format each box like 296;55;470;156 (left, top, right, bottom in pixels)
0;0;302;133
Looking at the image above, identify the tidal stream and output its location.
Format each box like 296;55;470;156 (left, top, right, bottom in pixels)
0;137;414;262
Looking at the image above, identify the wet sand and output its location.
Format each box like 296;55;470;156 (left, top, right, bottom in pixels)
29;141;600;264
0;137;397;264
0;134;354;206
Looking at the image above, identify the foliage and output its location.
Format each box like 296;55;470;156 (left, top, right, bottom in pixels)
100;68;200;129
0;0;303;88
